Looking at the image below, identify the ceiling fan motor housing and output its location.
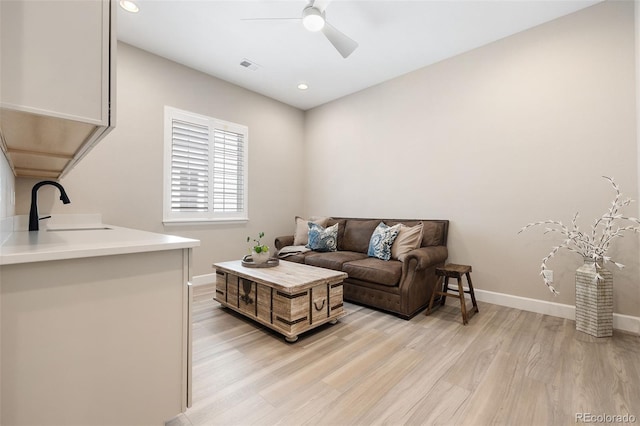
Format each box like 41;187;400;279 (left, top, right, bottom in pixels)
302;6;325;32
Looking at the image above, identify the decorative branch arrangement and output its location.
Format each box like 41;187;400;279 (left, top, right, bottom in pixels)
518;176;640;295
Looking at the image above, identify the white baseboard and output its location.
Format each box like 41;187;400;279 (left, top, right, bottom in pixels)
191;273;640;335
190;273;217;286
474;289;640;335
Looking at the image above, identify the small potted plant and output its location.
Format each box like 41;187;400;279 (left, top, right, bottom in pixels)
247;232;270;264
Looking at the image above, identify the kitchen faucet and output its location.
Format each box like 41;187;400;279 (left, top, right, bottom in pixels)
29;181;71;231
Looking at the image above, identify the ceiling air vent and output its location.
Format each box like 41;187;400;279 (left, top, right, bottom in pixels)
240;58;260;71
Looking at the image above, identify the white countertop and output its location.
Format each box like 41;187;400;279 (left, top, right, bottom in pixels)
0;215;199;265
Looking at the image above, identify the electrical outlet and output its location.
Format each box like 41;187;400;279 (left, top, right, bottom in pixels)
543;270;553;282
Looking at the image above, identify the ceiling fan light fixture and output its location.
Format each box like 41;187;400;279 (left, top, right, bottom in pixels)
119;0;139;13
302;7;325;32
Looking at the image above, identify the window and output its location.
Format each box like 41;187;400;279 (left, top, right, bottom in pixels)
164;106;248;223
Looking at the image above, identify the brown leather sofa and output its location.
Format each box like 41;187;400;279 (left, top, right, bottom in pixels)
275;217;449;319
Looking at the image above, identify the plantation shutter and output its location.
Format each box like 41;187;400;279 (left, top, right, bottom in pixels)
164;106;248;223
213;128;245;213
170;119;210;212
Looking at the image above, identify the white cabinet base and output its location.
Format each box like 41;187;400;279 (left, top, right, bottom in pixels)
1;249;191;426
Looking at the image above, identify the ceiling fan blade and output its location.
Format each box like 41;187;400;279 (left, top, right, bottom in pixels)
241;17;301;21
322;22;358;58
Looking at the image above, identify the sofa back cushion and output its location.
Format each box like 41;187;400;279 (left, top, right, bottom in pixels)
385;220;447;246
421;221;447;246
341;219;380;253
326;218;347;249
330;218;448;252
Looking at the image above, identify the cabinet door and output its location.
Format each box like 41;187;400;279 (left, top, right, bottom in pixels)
0;249;189;425
0;0;110;125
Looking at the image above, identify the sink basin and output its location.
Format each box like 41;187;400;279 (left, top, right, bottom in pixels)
46;227;113;232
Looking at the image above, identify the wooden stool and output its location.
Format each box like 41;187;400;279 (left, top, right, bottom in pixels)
426;264;478;325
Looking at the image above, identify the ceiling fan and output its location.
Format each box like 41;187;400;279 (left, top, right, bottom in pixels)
242;0;359;58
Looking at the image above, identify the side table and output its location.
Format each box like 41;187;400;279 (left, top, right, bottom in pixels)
426;264;478;325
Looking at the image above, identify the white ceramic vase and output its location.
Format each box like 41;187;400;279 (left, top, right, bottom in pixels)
252;249;270;264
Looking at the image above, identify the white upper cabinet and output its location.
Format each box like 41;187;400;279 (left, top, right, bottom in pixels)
0;0;115;179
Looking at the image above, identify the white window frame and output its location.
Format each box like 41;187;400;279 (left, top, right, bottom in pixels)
163;106;249;224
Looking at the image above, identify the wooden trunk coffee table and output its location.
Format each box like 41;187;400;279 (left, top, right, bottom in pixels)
213;260;348;342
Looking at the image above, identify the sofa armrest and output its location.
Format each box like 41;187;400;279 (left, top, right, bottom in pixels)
274;235;294;250
404;246;448;270
394;245;448;317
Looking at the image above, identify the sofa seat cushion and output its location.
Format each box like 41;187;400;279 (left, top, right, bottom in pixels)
342;257;403;287
304;251;367;271
283;251;320;264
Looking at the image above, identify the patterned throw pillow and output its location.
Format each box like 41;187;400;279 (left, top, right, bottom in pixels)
293;216;329;246
306;222;338;252
367;222;401;261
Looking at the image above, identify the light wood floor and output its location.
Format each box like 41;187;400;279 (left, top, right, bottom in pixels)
169;283;640;426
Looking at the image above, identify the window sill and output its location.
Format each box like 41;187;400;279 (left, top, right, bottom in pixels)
163;218;249;226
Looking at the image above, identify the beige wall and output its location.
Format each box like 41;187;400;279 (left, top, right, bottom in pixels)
13;2;639;317
15;42;306;276
304;1;639;316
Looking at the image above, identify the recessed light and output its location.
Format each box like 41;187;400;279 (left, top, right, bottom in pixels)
119;0;139;13
297;83;309;90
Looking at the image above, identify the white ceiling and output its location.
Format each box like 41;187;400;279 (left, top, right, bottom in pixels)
117;0;602;111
